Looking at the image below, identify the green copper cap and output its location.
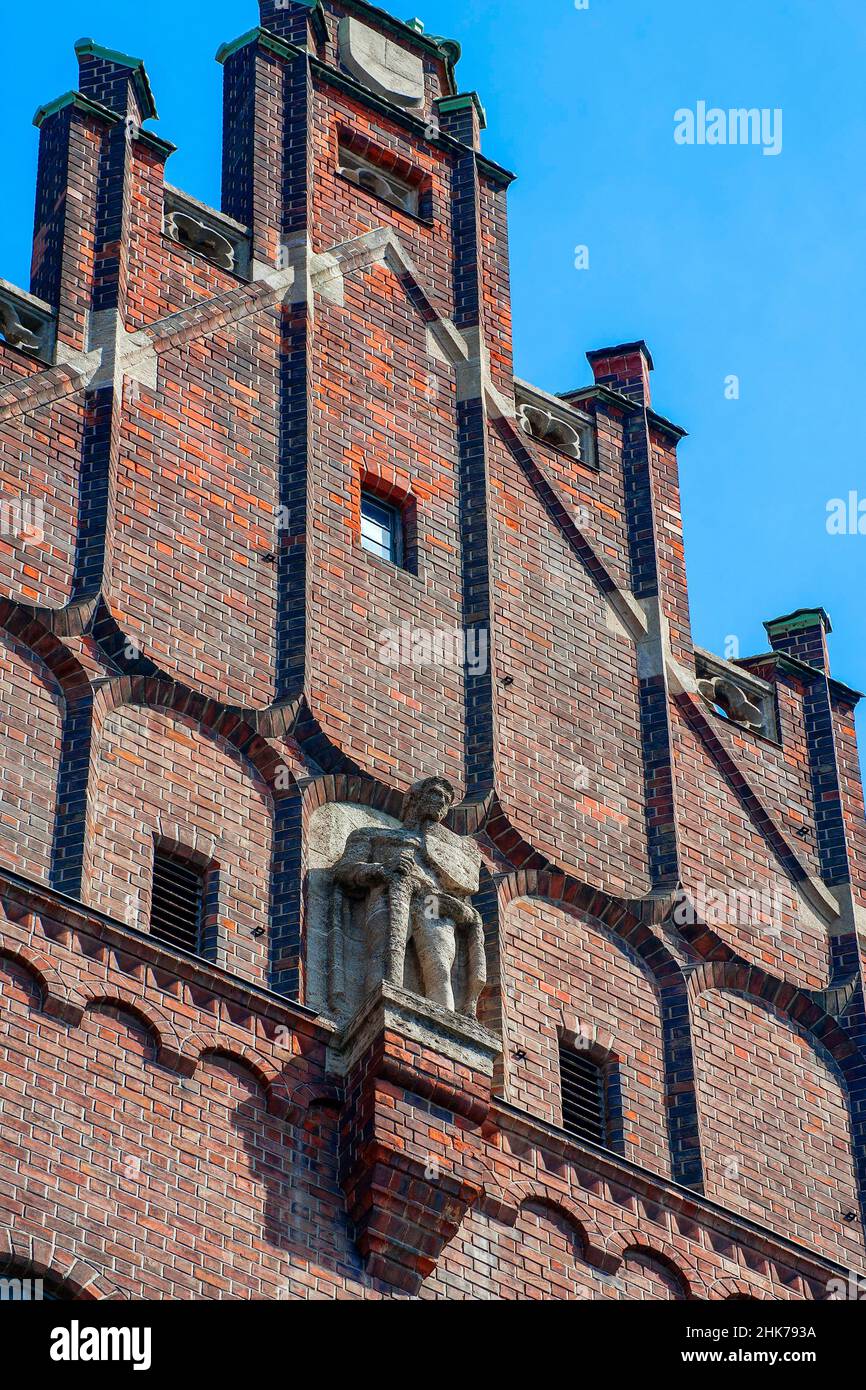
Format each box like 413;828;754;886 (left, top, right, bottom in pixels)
74;38;158;120
764;607;833;638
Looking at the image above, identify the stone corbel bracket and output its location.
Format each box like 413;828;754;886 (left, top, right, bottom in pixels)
0;278;56;363
330;982;500;1294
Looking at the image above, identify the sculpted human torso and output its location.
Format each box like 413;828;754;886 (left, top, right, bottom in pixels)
332;777;486;1017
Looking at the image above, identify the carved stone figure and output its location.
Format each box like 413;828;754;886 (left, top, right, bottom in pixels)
329;776;486;1019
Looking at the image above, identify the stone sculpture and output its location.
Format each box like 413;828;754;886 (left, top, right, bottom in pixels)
329;776;486;1018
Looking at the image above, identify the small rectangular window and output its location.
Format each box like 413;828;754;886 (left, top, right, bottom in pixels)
361;491;403;566
559;1042;607;1146
150;849;205;954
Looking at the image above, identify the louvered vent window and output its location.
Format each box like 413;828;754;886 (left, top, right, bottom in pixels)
559;1042;607;1146
150;849;205;954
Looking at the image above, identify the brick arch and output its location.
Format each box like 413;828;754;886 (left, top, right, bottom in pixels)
90;675;291;794
608;1230;697;1297
480;792;549;873
0;1227;126;1299
0;949;46;1011
289;1079;342;1114
499;1181;615;1272
499;869;686;983
79;990;185;1071
182;1038;294;1118
500;873;702;1188
687;959;866;1208
84;684;278;986
0;601;93;896
300;771;406;832
497;1193;619;1295
0;600;91;696
688;959;856;1068
690;983;864;1267
705;1275;774;1301
195;1046;292;1118
355;458;416;515
559;1013;619;1063
300;770;493;840
0;942;83;1023
90;674;310;996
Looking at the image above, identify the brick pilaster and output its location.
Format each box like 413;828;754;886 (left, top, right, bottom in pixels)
588;342;683;890
437;94;498;804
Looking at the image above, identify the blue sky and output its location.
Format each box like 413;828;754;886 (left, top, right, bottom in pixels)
2;0;865;757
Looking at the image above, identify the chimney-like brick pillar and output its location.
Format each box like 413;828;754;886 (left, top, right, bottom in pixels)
31;41;153;345
587;342;686;890
219;29;310;269
764;607;832;673
75;38;154;122
435;92;498;803
258;0;317;45
587;340;654;407
74;44;150;319
437;92;484;152
766;608;850;891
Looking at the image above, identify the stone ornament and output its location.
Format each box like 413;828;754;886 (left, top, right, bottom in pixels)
338;17;425;109
308;777;486;1022
336;149;419;215
697;673;766;735
0;296;44;354
165;209;236;272
518;401;584;460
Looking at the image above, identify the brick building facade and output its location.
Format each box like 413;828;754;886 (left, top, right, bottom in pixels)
1;0;865;1301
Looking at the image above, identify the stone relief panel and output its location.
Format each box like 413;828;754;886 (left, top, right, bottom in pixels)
338;17;425;109
306;777;486;1024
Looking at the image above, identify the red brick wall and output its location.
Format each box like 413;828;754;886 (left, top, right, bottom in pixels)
0;391;83;610
671;703;830;989
488;428;650;896
0;909;856;1301
692;989;862;1267
111;322;281;708
307;259;466;788
501;898;671;1178
83;704;273;982
0;632;62;881
0;0;864;1301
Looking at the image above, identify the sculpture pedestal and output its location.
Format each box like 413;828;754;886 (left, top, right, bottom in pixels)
328;983;501;1294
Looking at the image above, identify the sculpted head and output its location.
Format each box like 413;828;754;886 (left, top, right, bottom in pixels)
403;776;455;827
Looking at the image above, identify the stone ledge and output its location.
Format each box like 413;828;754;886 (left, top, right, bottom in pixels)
327;979;501;1078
